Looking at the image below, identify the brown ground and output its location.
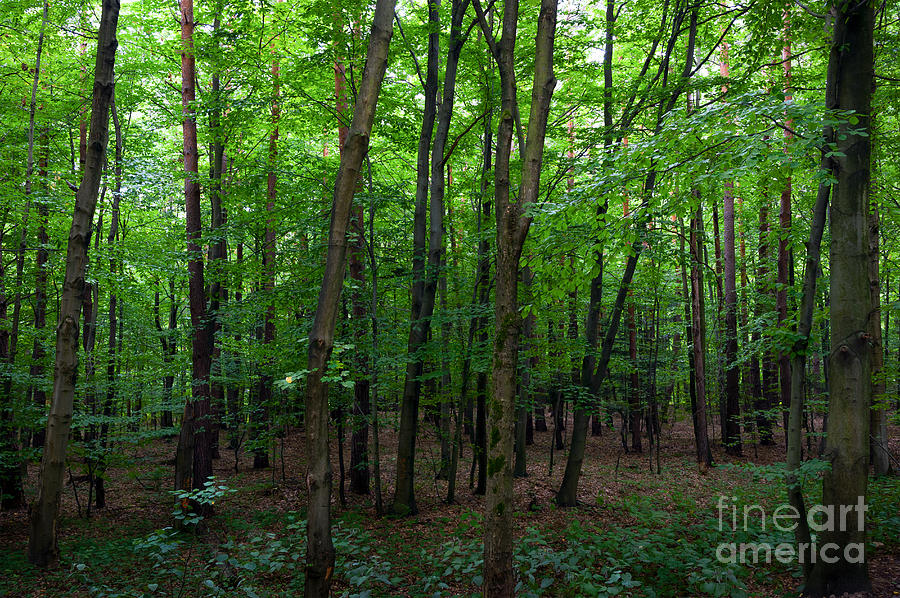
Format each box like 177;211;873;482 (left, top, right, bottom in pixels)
1;410;898;597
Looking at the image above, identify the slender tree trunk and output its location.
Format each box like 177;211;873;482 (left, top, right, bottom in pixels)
757;203;775;444
28;127;49;456
0;205;19;510
364;158;384;512
303;0;395;593
226;243;241;446
207;10;227;461
393;0;440;515
690;201;712;469
472;103;493;496
778;8;795;449
680;218;700;451
720;42;741;456
557;2;696;504
868;207;891;476
95;95;123;510
626;196;642;453
438;260;453;480
174;0;213;508
27;0;119;565
338;47;373;493
155;281;177;430
514;265;535;478
723;180;741;455
806;3;875;593
480;0;558;592
254;25;281;471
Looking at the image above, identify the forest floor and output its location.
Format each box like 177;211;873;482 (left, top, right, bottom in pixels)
1;410;898;597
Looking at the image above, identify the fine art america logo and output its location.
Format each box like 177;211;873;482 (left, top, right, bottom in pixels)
715;495;867;565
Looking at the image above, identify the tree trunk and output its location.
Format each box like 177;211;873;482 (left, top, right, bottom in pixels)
254;27;281;471
868;206;891;476
720;42;741;456
28;126;49;463
174;0;213;506
96;94;124;510
303;0;395;592
557;2;696;505
514;265;535;478
393;0;440;515
806;2;875;593
723;178;741;455
338;48;373;494
778;9;795;450
481;0;558;592
155;281;177;430
27;0;119;565
690;201;712;468
207;11;227;462
625;196;642;453
757;202;775;444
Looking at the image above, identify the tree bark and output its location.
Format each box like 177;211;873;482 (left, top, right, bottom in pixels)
479;0;558;592
254;22;281;471
174;0;213;506
338;46;373;494
207;10;227;462
806;2;875;594
868;206;891;476
720;41;741;456
690;201;712;468
757;202;775;444
95;94;123;510
778;8;795;450
723;178;741;455
393;0;440;515
556;2;696;505
303;0;395;592
27;0;119;566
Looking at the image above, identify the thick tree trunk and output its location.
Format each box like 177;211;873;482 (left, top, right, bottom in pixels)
27;0;119;565
806;2;875;594
303;0;395;593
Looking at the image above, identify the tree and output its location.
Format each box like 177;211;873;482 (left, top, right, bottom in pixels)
174;0;213;508
303;0;396;592
805;1;876;594
475;0;558;592
27;0;120;566
720;42;741;456
392;0;440;516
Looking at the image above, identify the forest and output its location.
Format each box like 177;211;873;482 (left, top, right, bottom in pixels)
0;0;898;596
